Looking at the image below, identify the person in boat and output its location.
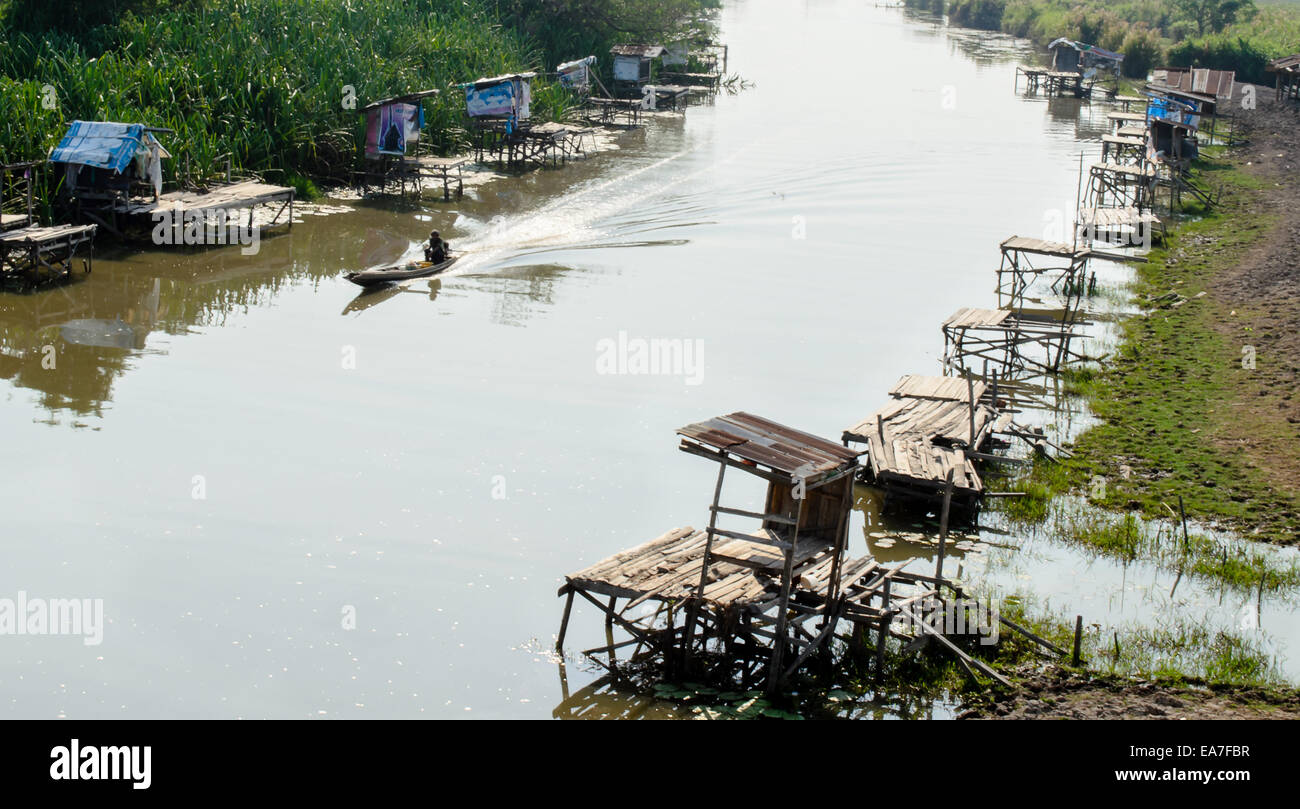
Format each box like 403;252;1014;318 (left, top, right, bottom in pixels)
424;230;450;264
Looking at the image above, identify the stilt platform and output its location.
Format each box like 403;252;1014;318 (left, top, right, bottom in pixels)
412;156;467;200
0;223;97;283
1016;67;1088;97
1111;94;1148;112
557;411;1021;695
586;97;643;128
660;71;720;89
997;236;1092;303
1087;161;1158;210
1077;206;1164;247
1106;110;1148;128
942;307;1091;377
1100;133;1146;164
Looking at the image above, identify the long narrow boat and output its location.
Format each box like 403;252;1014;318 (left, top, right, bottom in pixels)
344;255;458;287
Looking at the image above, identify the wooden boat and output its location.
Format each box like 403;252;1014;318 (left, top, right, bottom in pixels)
344;254;458;287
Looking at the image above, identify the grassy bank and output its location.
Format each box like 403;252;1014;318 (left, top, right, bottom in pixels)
0;0;716;210
991;148;1300;550
904;0;1300;83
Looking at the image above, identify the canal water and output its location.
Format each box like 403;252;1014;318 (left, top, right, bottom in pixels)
1;0;1291;719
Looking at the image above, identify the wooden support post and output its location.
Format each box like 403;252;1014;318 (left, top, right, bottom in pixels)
684;457;728;669
935;469;954;584
1178;494;1190;554
1072;614;1083;666
966;375;976;447
765;496;806;695
556;588;575;650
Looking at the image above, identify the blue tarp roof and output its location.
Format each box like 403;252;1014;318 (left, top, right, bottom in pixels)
49;121;148;173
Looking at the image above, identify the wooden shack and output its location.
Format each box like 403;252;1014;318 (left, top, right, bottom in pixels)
356;89;465;200
1268;54;1300;102
49;120;293;241
1048;38;1123;84
610;44;666;94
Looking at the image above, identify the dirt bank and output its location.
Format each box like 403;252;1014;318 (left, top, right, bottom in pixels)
960;665;1300;719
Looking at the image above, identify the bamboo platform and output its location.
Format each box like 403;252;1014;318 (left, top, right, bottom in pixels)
1087;161;1158;210
1015;67;1088;97
942;306;1091;377
0;223;96;283
412;156;468;200
585;98;643;128
559;527;955;691
1107;110;1147;125
997;236;1092;303
1111;94;1147;112
1100;133;1146;164
1077;206;1165;246
660;71;720;88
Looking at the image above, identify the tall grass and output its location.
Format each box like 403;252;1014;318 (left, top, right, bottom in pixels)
0;0;714;216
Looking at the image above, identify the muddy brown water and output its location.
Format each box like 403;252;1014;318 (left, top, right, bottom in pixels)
1;1;1293;719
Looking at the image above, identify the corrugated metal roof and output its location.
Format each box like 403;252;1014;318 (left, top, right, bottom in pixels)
677;412;858;478
1155;67;1235;100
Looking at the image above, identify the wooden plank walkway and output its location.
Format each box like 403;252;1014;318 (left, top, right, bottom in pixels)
120;180;294;218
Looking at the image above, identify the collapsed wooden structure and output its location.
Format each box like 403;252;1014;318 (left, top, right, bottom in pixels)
556;412;1029;695
557;412;977;693
842;375;1005;513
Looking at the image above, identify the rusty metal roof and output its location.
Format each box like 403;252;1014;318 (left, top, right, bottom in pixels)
611;44;666;59
1153;68;1235;100
677;412;858;479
